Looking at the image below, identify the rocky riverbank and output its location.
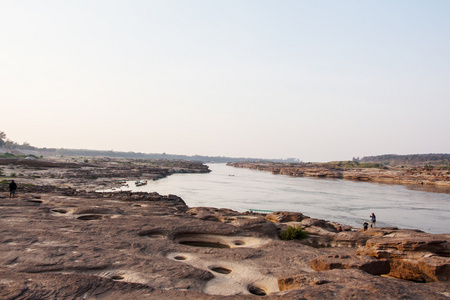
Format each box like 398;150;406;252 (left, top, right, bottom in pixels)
0;156;210;192
0;158;449;299
227;161;450;190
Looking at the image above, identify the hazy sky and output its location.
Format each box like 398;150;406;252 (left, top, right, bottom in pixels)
1;1;449;162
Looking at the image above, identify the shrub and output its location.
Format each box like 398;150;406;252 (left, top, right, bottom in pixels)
279;226;308;240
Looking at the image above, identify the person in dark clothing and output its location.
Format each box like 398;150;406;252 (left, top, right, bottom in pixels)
370;213;376;228
363;222;369;231
9;180;17;199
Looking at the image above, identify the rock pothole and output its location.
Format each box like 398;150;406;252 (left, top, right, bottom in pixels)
77;214;104;221
174;234;269;249
209;266;232;274
51;209;67;214
180;240;230;248
26;199;43;204
248;284;267;296
167;252;194;262
174;255;188;261
166;252;279;296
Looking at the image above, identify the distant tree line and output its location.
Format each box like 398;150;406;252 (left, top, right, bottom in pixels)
37;148;301;163
0;131;35;150
0;130;299;163
360;154;450;167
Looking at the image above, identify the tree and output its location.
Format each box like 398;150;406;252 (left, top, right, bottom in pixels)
0;131;6;147
4;139;18;149
20;142;35;150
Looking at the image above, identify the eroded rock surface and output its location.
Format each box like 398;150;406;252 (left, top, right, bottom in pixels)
1;189;449;299
355;232;450;282
0;157;449;299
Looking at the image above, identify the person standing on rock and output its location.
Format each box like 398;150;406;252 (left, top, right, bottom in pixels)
9;180;17;199
370;213;376;228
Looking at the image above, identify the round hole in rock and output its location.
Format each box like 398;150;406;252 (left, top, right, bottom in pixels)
233;240;245;246
174;256;187;261
248;285;267;296
209;267;232;274
51;209;67;214
27;200;43;204
179;241;230;248
111;275;124;281
77;214;103;221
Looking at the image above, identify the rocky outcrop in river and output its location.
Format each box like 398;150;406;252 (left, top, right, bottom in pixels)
227;161;450;189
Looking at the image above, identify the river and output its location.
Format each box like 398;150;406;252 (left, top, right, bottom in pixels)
117;163;449;234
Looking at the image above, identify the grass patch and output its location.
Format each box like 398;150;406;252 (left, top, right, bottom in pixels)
279;225;308;240
0;153;17;158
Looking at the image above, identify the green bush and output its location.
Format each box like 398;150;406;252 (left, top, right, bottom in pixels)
279;226;308;240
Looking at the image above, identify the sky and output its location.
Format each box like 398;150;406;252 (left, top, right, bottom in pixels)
1;0;449;162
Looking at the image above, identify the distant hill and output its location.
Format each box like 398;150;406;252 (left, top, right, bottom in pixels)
360;154;450;167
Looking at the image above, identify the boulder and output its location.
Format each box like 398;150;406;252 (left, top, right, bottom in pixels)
355;233;450;282
277;269;450;299
357;235;450;259
300;218;337;232
388;256;450;282
310;254;390;275
265;211;307;223
187;207;279;238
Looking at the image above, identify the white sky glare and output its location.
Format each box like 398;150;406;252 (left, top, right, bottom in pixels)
1;0;449;162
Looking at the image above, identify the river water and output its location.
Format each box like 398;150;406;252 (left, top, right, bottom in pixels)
118;163;449;234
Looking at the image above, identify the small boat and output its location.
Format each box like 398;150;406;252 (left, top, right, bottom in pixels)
135;180;147;186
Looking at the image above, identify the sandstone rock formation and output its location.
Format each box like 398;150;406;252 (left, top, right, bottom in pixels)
0;158;449;298
1;187;449;299
228;161;450;188
355;231;450;282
